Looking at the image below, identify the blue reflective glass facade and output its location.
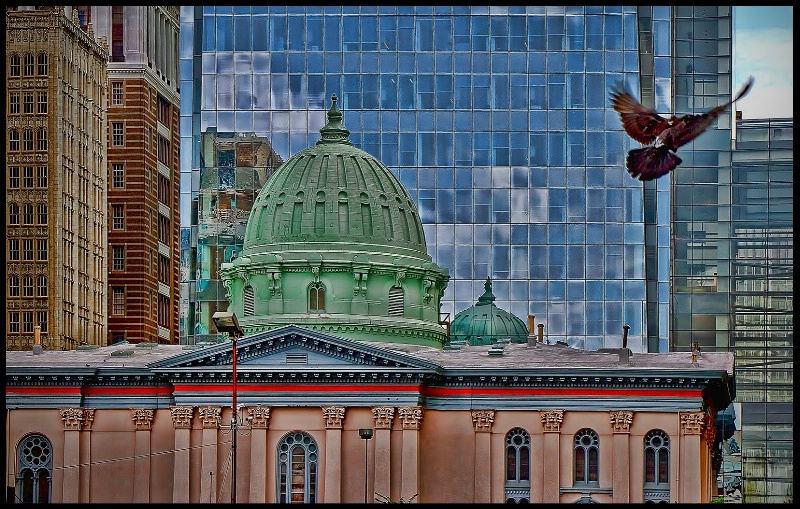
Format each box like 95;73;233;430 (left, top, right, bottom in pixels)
179;6;671;351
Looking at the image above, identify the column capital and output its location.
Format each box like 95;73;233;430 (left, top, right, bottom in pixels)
540;410;565;433
132;408;155;431
59;407;95;431
609;410;634;433
247;405;271;429
471;409;495;433
679;411;705;435
198;406;222;429
398;406;423;430
372;406;395;429
170;406;194;429
322;405;346;429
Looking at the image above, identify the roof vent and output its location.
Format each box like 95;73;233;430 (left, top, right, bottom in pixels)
488;343;505;356
286;353;308;364
111;349;135;357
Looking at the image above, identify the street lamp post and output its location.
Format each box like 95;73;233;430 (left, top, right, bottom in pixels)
359;428;374;503
212;311;245;504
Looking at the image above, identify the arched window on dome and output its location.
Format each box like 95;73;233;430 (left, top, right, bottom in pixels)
17;433;53;503
276;431;318;503
574;428;599;485
243;286;254;316
504;427;531;503
309;283;325;312
388;286;404;317
644;430;670;503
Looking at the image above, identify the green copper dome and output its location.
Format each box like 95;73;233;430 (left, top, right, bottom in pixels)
220;95;449;348
242;94;428;259
450;278;528;346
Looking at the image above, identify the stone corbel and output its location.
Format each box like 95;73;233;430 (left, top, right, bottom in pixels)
222;279;232;299
395;270;406;288
269;272;282;296
311;265;320;283
423;278;434;304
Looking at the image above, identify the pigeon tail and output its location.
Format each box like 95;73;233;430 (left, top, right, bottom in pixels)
627;146;682;181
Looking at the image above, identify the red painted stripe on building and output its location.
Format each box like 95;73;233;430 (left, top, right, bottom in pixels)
422;387;702;398
7;387;82;395
172;383;421;393
83;386;173;396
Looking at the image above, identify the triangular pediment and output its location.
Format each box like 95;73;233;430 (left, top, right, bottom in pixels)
149;324;441;372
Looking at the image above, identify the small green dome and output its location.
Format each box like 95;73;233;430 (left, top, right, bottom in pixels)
242;94;428;259
450;278;528;346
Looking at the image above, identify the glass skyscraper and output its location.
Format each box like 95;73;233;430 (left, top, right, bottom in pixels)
178;6;791;501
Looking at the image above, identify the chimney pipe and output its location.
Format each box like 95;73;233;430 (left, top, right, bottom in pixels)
527;315;537;347
537;323;544;344
33;325;43;355
622;325;629;349
528;315;535;334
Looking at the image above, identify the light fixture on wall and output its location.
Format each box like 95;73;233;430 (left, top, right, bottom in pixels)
359;428;374;503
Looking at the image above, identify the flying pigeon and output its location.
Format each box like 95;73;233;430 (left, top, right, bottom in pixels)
610;77;754;181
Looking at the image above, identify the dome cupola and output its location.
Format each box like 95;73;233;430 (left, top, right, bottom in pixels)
220;95;450;347
449;278;528;346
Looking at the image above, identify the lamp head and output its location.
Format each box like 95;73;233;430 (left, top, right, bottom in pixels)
358;428;374;440
212;311;243;338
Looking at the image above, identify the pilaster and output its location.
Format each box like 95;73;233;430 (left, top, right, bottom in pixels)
198;406;221;504
170;406;193;503
398;406;423;501
248;406;271;503
679;411;705;503
540;410;564;503
59;407;94;504
471;410;495;503
322;406;345;503
609;410;633;503
372;406;395;502
132;408;154;503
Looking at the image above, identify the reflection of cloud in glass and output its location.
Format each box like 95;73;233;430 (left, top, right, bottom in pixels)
735;27;793;119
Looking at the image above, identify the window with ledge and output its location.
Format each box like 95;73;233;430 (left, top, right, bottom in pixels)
37;53;48;75
23;91;34;114
111;81;123;105
23;129;34;151
244;286;254;316
112;163;124;188
157;175;170;204
24;53;34;76
22;276;34;298
37;166;47;188
37;203;47;225
388;286;404;316
9;311;21;333
113;246;125;271
158;254;170;283
9;130;20;152
37;239;47;261
112;204;124;229
9;276;20;297
16;434;52;503
10;54;21;76
22;204;34;225
112;287;125;315
157;135;171;166
37;91;47;114
37;311;48;332
9;167;20;188
23;166;34;188
37;129;47;151
574;428;600;485
158;95;171;125
23;311;34;333
643;429;670;502
505;427;531;503
277;432;318;503
158;215;170;244
9;204;20;225
9;239;20;261
37;276;48;297
157;294;170;327
23;239;34;261
9;91;20;114
309;282;326;312
112;122;124;146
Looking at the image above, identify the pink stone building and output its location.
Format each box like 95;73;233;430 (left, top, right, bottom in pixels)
6;325;732;503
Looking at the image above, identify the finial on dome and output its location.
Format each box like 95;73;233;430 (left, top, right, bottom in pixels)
477;277;496;305
317;94;353;146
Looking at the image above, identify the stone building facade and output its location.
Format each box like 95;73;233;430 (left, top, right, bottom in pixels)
6;7;109;350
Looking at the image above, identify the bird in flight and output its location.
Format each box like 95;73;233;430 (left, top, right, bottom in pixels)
610;77;754;181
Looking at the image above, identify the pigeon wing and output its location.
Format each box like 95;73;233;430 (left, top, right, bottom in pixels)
610;90;670;145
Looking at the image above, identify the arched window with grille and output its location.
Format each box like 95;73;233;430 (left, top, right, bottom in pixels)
504;427;531;503
643;429;670;503
17;434;53;503
388;286;404;317
276;431;318;503
574;428;599;485
309;282;325;312
243;285;254;316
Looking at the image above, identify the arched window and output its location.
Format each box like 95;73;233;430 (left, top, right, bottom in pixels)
9;129;20;152
277;431;318;503
9;204;20;224
504;427;531;503
644;430;670;503
388;286;404;317
24;53;35;76
10;54;21;76
243;285;254;316
22;204;34;225
574;429;599;484
309;283;325;312
9;276;20;297
23;129;34;151
37;53;48;75
17;434;53;503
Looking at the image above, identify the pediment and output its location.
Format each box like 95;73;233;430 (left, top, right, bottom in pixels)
148;324;440;372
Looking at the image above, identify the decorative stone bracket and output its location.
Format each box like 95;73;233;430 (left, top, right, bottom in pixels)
59;407;95;431
471;409;495;432
322;406;345;429
132;408;155;431
423;278;435;304
398;406;423;430
354;271;369;296
609;410;634;433
268;271;282;296
540;409;565;433
372;406;395;429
